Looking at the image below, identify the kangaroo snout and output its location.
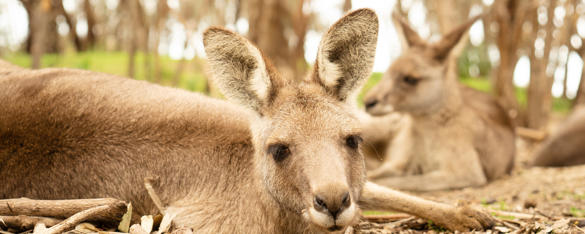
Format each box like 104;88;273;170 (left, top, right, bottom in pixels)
305;183;358;231
313;190;351;219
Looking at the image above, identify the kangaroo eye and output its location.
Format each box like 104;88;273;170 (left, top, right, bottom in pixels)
267;144;290;162
345;135;363;150
403;75;419;86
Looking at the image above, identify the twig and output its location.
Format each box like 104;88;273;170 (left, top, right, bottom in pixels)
0;215;61;231
516;127;548;141
46;205;110;234
144;177;165;215
0;198;126;224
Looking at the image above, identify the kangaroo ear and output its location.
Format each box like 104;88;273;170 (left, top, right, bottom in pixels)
203;27;283;113
392;12;425;49
313;8;379;102
431;14;483;62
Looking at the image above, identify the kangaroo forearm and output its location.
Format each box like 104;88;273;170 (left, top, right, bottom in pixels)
371;171;486;192
359;182;451;220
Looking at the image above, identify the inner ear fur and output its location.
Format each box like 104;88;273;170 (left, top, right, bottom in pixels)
431;14;484;62
313;8;379;102
203;27;284;113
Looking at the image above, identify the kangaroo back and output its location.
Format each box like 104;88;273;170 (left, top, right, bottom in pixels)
531;106;585;167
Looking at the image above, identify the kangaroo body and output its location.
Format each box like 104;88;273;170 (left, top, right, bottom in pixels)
363;14;515;191
0;10;496;233
531;106;585;167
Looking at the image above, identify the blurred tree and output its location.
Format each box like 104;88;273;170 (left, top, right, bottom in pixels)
153;0;170;83
84;0;97;49
246;0;311;81
525;0;557;129
20;0;61;68
492;0;533;123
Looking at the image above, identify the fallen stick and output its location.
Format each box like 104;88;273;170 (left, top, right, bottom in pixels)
516;127;548;141
46;205;111;234
0;198;126;224
0;215;61;231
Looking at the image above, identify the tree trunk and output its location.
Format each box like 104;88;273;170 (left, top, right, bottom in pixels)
57;0;83;51
153;0;169;83
492;0;532;124
247;0;308;81
84;0;97;49
525;0;557;129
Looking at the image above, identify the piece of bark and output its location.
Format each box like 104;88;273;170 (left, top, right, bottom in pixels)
46;205;111;234
0;215;61;231
129;224;148;234
33;223;48;234
0;198;126;224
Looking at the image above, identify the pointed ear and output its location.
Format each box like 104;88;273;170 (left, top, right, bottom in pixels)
431;14;483;62
313;8;379;102
392;11;425;49
203;27;283;113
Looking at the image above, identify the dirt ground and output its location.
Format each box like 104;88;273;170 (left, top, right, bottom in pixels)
357;135;585;233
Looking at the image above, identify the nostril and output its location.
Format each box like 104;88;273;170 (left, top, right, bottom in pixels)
314;196;327;211
341;192;351;207
365;99;378;109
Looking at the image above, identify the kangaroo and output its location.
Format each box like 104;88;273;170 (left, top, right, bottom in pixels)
363;13;515;192
0;9;495;233
531;105;585;167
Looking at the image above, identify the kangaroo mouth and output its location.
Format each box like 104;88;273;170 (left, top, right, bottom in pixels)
327;225;343;232
303;202;359;233
366;103;394;116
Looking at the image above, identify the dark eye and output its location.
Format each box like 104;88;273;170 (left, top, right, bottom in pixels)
267;144;290;162
403;75;419;86
345;135;363;150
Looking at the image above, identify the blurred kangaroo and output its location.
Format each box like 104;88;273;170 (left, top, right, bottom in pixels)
531;105;585;167
363;13;515;192
0;9;495;233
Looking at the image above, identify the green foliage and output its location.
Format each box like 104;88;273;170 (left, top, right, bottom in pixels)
362;210;395;215
2;51;208;93
569;207;585;217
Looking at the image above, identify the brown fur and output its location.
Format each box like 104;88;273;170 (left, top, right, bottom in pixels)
531;106;585;167
363;14;515;191
0;9;496;232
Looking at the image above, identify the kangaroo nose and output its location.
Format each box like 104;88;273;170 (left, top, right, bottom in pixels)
313;192;351;218
365;99;378;109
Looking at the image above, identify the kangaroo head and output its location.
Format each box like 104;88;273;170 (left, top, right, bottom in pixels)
364;13;481;116
203;9;378;232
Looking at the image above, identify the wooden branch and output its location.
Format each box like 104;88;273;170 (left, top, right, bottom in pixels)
46;205;110;234
0;215;61;231
0;198;127;224
516;127;548;141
